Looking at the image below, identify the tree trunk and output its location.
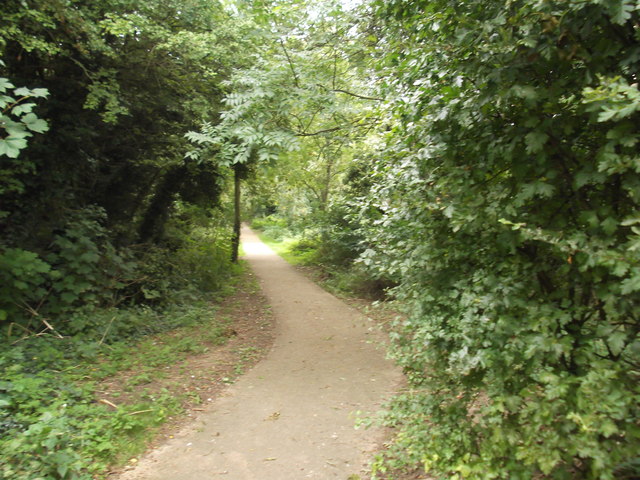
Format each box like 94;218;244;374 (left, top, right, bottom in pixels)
231;164;241;263
320;156;334;211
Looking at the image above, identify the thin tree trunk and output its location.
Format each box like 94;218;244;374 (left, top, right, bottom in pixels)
320;156;333;211
231;164;241;263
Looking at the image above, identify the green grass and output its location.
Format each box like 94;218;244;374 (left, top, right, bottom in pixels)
255;228;391;300
254;224;321;265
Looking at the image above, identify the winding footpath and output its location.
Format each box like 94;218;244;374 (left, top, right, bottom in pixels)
118;225;400;479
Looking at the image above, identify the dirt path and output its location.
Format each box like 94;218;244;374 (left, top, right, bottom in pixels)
117;225;400;479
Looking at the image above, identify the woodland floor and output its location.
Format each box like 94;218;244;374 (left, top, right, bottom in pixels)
108;225;402;480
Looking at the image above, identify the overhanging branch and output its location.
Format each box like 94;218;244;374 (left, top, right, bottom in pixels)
331;88;384;102
294;118;380;137
315;82;384;102
280;39;301;89
295;126;343;137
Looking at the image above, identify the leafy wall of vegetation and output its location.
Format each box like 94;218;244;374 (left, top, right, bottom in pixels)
0;0;252;327
240;1;640;478
361;1;640;478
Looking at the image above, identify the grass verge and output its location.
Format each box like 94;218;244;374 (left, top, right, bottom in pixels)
0;263;274;480
256;229;391;301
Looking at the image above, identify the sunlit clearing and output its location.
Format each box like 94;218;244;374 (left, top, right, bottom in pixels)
242;239;275;257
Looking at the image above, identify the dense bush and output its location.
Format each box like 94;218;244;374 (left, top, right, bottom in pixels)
165;207;239;296
0;0;249;330
250;215;294;241
365;1;640;478
0;207;136;329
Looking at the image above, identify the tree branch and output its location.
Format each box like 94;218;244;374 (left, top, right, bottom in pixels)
332;51;338;90
280;39;301;88
301;179;322;203
332;88;385;102
295;126;343;137
316;82;384;101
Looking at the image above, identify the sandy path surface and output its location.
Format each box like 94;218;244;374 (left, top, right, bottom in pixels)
117;225;400;479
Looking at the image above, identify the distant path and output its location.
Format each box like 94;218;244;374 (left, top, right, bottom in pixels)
118;225;400;479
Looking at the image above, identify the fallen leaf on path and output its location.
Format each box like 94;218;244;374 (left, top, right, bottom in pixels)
264;411;280;421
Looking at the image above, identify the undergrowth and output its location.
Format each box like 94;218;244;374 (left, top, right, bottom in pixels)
0;257;243;480
251;215;390;300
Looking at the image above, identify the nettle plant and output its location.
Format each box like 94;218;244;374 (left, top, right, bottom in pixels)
365;1;640;479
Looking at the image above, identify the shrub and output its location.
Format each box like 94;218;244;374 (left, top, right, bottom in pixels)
250;214;293;241
367;1;640;478
0;207;136;331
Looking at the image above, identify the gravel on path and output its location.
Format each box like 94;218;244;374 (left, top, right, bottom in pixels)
116;225;401;480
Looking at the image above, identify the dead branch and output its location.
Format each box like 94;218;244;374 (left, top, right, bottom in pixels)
99;399;119;409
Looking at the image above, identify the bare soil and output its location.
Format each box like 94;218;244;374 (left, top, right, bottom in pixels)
111;225;402;480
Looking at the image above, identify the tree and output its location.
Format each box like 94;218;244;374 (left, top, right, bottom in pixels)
187;0;378;261
0;0;253;245
363;1;640;478
0;0;254;326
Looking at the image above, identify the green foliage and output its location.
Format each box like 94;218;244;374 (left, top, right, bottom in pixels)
0;70;49;160
135;205;239;303
0;248;50;323
0;0;246;330
186;0;378;179
0;66;49;214
47;208;136;311
0;341;167;480
0;295;234;480
251;214;294;241
0;0;250;256
0;207;136;329
364;0;640;478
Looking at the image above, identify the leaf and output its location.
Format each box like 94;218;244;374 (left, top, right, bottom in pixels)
30;88;49;98
11;102;37;116
0;137;28;158
574;168;606;188
620;216;640;227
511;85;538;101
12;86;32;97
185;131;215;145
600;419;619;437
0;78;15;93
21;113;49;133
620;273;640;294
598;108;618;122
0;94;15;108
4;126;31;139
515;181;555;205
60;291;78;304
607;330;627;356
525;131;549;154
609;0;635;25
